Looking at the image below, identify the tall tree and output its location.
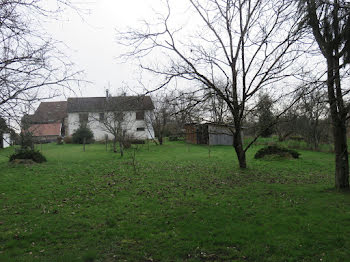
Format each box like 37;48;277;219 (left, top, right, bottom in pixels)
100;110;128;156
119;0;304;168
299;0;350;189
151;93;171;145
256;94;275;137
299;88;328;150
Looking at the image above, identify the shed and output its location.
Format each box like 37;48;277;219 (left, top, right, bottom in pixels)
185;123;239;146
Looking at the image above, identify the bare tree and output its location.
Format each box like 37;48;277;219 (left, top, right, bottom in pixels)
0;1;81;126
119;0;304;168
298;0;350;188
100;110;128;156
203;80;230;124
94;95;154;156
298;87;329;150
275;105;299;141
150;93;171;145
256;93;275;137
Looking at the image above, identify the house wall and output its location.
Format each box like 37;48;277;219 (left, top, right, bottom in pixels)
67;111;155;141
34;135;60;143
63;117;68;136
2;133;11;148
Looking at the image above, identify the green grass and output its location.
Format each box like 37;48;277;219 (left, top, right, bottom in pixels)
0;141;349;261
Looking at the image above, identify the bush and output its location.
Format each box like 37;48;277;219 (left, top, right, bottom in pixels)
168;136;178;141
19;131;34;150
64;136;73;144
254;145;300;159
57;136;63;145
123;140;131;149
289;136;304;141
9;149;46;163
72;126;94;144
129;139;145;144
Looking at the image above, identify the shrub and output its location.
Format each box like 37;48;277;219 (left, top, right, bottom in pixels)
254;145;300;159
19;131;34;150
129;139;145;144
64;136;73;144
72;126;94;144
289;136;304;141
123;140;131;149
57;136;64;145
9;149;46;163
95;139;107;144
168;136;178;141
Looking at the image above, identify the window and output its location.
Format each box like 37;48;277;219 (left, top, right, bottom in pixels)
137;127;145;132
99;113;104;122
113;112;124;121
136;111;145;120
79;113;88;126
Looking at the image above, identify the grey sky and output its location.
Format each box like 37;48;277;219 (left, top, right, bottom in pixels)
43;0;323;102
44;0;164;98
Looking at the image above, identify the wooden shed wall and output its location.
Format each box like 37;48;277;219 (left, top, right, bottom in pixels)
185;125;197;144
208;125;233;146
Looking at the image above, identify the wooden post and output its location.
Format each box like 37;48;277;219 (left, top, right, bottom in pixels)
105;134;108;151
83;137;86;152
40;142;42;152
208;143;211;158
132;147;137;173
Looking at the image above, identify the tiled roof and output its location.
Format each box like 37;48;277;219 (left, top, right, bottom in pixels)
28;123;62;137
67;96;154;113
30;101;67;123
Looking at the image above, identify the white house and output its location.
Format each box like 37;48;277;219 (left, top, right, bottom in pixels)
66;96;155;141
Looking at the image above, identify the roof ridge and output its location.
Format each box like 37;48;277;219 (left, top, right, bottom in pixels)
68;95;149;99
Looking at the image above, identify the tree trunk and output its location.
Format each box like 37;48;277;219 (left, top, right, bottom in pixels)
233;130;246;168
158;129;163;145
327;57;349;189
113;137;117;153
333;120;349;189
119;140;124;157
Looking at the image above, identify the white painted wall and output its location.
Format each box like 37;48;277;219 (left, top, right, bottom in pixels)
3;133;10;148
67;111;155;141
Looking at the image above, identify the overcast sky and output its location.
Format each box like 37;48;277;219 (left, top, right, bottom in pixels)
44;0;169;98
42;0;325;102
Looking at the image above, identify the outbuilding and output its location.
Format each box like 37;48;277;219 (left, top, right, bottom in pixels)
185;122;241;146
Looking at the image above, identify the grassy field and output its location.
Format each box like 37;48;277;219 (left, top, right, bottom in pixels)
0;141;349;262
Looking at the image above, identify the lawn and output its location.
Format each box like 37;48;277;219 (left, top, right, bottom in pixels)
0;141;349;262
